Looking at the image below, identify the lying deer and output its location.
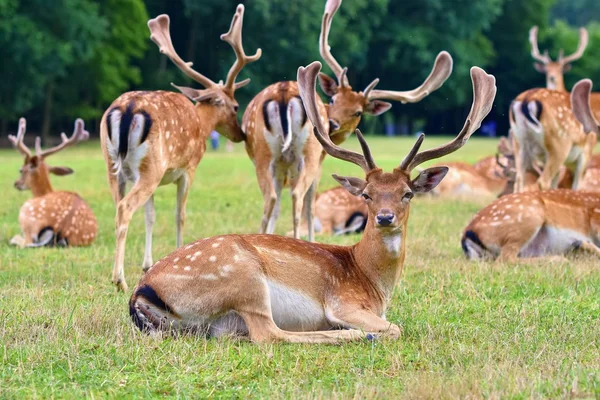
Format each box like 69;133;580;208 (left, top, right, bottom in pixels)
101;5;260;291
463;79;600;260
128;61;496;343
430;161;507;198
242;0;452;241
290;186;368;237
9;118;97;247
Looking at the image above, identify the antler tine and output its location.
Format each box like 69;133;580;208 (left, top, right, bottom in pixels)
402;67;497;172
38;118;90;158
560;27;589;65
319;0;349;87
362;78;379;99
571;78;598;135
297;61;374;172
220;4;262;92
148;14;216;89
368;51;453;104
8;117;32;157
529;26;551;64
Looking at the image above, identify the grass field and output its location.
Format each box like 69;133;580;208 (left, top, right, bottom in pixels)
1;135;599;399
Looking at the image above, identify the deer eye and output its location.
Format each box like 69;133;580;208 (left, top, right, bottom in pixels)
361;193;372;201
402;192;414;201
353;111;362;117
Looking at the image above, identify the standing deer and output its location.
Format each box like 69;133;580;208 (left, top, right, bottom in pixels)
128;61;496;343
101;5;261;291
9;118;97;247
509;83;597;192
242;0;452;241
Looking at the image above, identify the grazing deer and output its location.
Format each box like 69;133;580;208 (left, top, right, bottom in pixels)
9;118;97;247
509;81;597;192
128;61;496;343
462;189;600;261
290;186;368;237
101;5;261;291
242;0;453;241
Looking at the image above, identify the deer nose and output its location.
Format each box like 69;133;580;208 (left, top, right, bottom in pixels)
376;213;395;227
329;119;340;132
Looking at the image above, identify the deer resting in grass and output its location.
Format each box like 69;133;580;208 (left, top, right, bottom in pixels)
242;0;452;241
128;61;496;343
9;118;97;247
463;79;600;261
101;5;260;291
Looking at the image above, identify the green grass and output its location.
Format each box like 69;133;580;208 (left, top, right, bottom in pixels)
1;136;599;399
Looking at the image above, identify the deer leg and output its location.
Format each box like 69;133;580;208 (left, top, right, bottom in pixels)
113;177;160;292
238;310;365;344
512;138;526;193
176;172;193;248
328;307;402;339
303;180;318;242
142;195;155;272
256;161;277;234
107;170;126;205
572;241;600;257
265;173;284;235
539;143;569;190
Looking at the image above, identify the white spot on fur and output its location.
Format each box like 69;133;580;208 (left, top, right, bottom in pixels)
184;266;191;271
212;243;220;248
201;273;218;280
209;256;216;262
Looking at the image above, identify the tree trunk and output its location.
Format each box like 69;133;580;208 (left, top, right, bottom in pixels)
41;81;55;144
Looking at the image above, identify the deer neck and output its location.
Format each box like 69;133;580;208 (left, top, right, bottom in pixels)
30;172;53;197
194;104;222;137
352;216;408;301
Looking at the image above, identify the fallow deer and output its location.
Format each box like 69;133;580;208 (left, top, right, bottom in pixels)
529;26;600;122
473;153;508;184
242;0;453;241
509;82;597;192
430;161;507;198
9;118;97;247
462;189;600;261
128;61;496;343
290;186;368;237
101;5;261;291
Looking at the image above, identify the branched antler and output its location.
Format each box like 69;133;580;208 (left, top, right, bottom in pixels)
8;118;31;157
37;119;89;158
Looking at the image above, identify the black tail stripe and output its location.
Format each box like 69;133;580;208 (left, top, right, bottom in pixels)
135;284;173;313
279;99;288;137
461;230;488;256
118;102;135;158
262;100;273;132
139;110;153;145
521;99;542;125
294;96;307;127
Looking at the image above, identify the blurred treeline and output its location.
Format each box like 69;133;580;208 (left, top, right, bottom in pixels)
1;0;599;140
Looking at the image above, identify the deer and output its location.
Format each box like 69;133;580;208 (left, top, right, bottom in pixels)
509;81;598;192
463;79;600;261
289;186;369;237
429;161;507;198
100;4;261;291
128;61;496;343
241;0;453;241
9;118;97;248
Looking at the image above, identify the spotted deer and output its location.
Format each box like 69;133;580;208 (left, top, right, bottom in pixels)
430;161;507;198
241;0;452;241
101;5;261;291
9;118;97;248
462;190;600;261
509;82;598;192
529;26;600;122
290;186;368;237
128;61;496;343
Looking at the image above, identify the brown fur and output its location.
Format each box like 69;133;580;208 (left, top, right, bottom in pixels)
432;161;507;198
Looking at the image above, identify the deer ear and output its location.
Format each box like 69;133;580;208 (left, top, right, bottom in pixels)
49;166;74;176
365;100;392;116
411;166;448;193
562;63;572;73
318;73;338;96
332;174;367;196
533;63;546;73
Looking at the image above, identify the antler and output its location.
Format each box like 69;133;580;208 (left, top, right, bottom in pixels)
148;15;216;89
298;61;376;173
8;118;31;157
220;4;262;92
529;26;551;64
319;0;349;87
571;78;598;135
36;119;89;158
559;27;589;65
367;51;454;103
399;67;497;172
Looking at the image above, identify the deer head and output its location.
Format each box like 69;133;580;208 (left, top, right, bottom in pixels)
148;4;261;142
529;26;588;91
299;61;496;231
9;118;89;197
318;0;453;139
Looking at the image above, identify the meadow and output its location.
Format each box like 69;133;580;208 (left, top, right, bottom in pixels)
1;135;599;399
